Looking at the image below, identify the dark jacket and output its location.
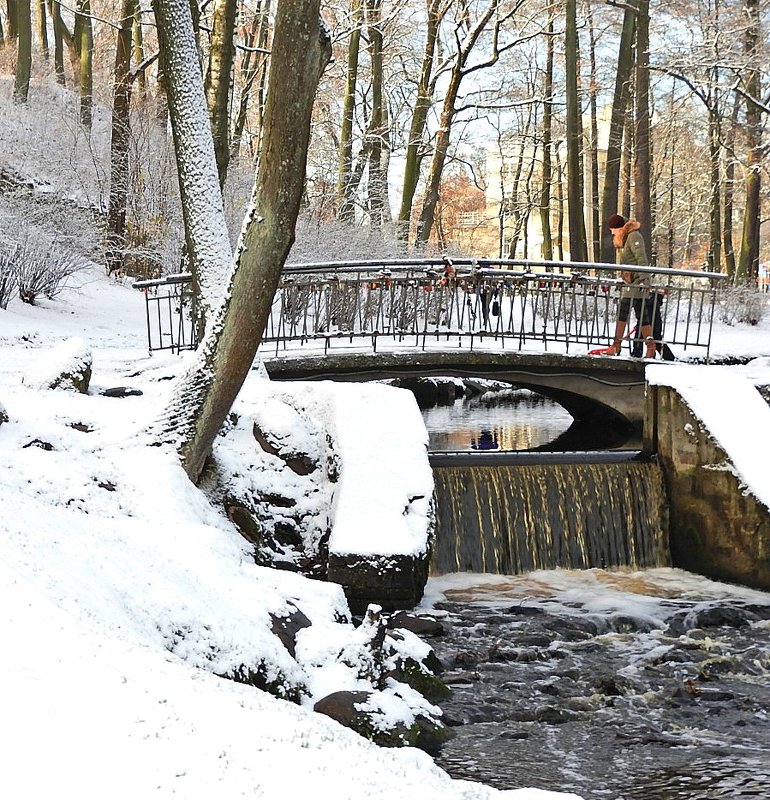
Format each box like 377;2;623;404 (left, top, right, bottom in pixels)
616;220;650;299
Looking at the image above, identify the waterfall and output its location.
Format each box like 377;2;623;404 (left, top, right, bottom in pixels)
430;461;670;575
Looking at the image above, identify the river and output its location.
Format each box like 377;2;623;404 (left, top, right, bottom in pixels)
421;569;770;800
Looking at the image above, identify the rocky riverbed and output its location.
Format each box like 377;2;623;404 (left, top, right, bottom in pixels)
420;569;770;799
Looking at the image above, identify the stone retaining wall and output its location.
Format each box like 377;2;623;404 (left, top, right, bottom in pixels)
644;383;770;591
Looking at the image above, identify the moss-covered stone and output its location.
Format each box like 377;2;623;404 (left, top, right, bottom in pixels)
313;690;452;755
399;657;451;703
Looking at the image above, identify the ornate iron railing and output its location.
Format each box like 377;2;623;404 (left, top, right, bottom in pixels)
133;258;727;360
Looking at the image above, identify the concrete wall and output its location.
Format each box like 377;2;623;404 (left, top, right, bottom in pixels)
644;384;770;591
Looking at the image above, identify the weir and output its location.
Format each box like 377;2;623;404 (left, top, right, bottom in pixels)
430;455;670;576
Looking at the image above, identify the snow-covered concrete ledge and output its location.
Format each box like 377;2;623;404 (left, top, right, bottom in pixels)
327;381;434;614
644;361;770;590
212;376;434;614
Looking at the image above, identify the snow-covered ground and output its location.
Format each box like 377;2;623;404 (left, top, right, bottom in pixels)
1;268;768;799
0;269;583;799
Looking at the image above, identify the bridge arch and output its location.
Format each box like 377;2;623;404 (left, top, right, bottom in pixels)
262;350;651;429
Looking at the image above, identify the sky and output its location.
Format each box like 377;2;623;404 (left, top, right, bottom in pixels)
1;266;768;799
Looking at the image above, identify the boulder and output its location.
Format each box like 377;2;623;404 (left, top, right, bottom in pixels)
24;337;92;393
313;690;452;755
270;606;312;658
388;611;447;638
327;552;430;615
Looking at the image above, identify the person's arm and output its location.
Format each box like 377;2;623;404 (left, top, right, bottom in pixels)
628;231;648;266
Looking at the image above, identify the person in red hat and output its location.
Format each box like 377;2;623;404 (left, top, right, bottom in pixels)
606;214;656;358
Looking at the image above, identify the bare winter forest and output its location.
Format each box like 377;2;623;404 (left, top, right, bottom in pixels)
0;0;768;283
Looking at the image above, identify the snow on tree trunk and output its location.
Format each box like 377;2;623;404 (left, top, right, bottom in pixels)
152;0;233;328
151;0;331;483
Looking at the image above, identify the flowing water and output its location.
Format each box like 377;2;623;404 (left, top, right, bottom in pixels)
431;462;669;575
419;384;770;798
424;570;770;800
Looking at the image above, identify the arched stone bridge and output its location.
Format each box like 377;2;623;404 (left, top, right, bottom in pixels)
262;350;657;428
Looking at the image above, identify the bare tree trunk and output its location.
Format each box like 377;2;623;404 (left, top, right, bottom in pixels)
707;105;722;272
621;109;633;218
151;0;233;331
415;0;502;246
414;62;461;245
722;92;739;279
77;0;93;129
37;0;48;58
230;13;260;162
379;99;393;223
600;5;635;262
365;0;386;225
396;0;445;240
587;7;601;262
151;0;331;483
539;10;554;260
6;0;18;39
633;0;652;253
666;124;675;268
250;9;271;160
47;0;66;84
565;0;586;261
737;0;761;284
204;0;238;188
133;4;145;94
662;86;676;268
12;0;31;103
508;107;534;259
336;0;363;222
106;0;138;275
555;147;565;262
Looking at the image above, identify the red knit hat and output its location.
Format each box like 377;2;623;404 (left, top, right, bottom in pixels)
607;213;626;229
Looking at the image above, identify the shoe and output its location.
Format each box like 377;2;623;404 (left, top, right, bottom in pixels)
644;337;657;359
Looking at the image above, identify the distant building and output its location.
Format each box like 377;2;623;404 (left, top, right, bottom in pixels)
446;107;613;262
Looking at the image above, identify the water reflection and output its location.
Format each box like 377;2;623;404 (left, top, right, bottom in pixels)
471;429;499;451
423;388;575;452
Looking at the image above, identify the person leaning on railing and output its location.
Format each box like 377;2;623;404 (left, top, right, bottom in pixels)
606;213;657;359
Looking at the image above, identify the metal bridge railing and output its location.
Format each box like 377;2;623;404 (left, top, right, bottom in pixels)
133;258;727;360
133;272;197;354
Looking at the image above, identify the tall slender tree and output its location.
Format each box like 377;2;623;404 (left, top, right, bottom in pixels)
106;0;139;275
48;0;66;84
336;0;363;222
632;0;652;254
600;4;636;263
204;0;238;188
736;0;762;284
12;0;30;103
365;0;386;224
396;0;447;239
539;8;554;260
415;0;520;246
37;0;48;59
586;6;601;261
564;0;586;261
76;0;94;129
